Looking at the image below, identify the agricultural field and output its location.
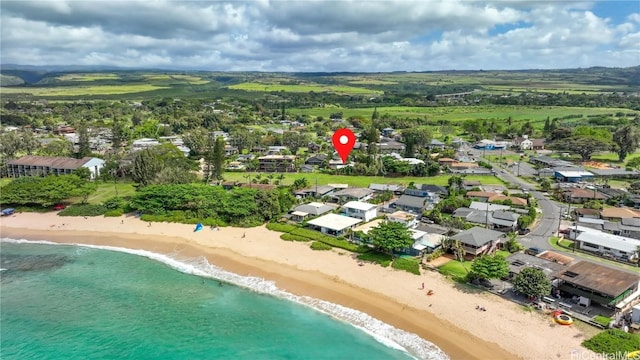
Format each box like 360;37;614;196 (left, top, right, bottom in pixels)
221;172;503;187
227;82;382;96
288;105;632;123
143;74;210;84
56;73;120;82
0;84;170;96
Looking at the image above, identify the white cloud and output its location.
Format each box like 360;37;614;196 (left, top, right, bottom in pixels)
0;0;638;71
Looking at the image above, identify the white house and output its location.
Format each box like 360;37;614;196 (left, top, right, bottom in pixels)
386;211;418;228
5;155;104;179
342;201;378;222
307;213;362;236
132;138;160;151
568;226;640;261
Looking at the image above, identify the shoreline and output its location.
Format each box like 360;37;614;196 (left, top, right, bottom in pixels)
1;213;596;360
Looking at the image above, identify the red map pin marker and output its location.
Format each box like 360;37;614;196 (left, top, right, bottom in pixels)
332;128;356;164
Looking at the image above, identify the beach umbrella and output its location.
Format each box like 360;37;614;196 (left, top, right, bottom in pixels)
194;223;204;232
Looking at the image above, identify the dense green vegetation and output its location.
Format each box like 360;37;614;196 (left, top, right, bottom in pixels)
391;257;421;275
582;329;640;354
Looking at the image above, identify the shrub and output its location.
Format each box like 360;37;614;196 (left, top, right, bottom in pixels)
425;249;445;262
266;222;298;233
104;209;124;217
102;196;128;210
140;213;226;227
357;252;392;267
310;241;332;251
280;234;311;242
58;204;108;217
392;257;421;275
582;329;640;354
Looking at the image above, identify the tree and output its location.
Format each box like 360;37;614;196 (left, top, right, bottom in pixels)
402;127;432;157
21;131;41;155
152;167;198;185
549;135;611;161
212;136;226;180
38;139;74;157
470;254;509;280
283;131;311;154
132;148;163;186
513;267;552;299
111;117;130;152
182;128;208;156
368;221;414;254
73;167;92;180
76;121;91;158
613;125;640;162
0;131;22;158
441;237;466;262
504;232;524;253
627;157;640;170
292;177;309;190
539;178;551;192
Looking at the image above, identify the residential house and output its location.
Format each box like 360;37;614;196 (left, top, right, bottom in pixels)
449;162;479;170
236;154;255;162
224;146;239;156
226;161;245;170
513;136;533;150
267;146;288;155
307;142;322;152
411;233;445;255
449;227;505;257
386;211;418;228
291;202;338;222
369;183;404;194
603;217;640;239
6;155;104;179
568;226;640;261
132;138;160;151
438;158;457;167
333;188;375;203
462;180;482;191
420;184;448;197
468;201;511;212
506;252;566;280
427;139;446;150
531;139;546;151
376;141;405;154
465;191;496;202
295;185;336;199
258;155;296;172
54;125;76;134
342;201;378;222
563;188;606;203
394;195;429;214
554;170;594;183
381;128;395;137
574;208;601;219
307;213;362;236
453;208;520;231
305;154;327;166
328;159;354;169
552;261;640;308
600;207;640;221
300;164;314;173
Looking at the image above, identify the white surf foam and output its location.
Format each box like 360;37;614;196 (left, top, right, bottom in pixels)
1;237;449;360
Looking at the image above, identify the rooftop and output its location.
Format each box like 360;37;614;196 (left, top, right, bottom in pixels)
450;227;504;247
343;201;377;211
553;261;640;297
333;187;375;198
600;207;640;219
307;213;362;231
6;155;94;169
387;211;416;221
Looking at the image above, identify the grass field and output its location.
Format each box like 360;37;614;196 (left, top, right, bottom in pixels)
590;151;640;164
83;182;137;204
288;105;630;123
0;84;170;96
143;74;210;84
222;172;503;187
56;74;120;82
228;82;382;96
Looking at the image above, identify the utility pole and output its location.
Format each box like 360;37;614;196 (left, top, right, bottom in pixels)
517;161;521;177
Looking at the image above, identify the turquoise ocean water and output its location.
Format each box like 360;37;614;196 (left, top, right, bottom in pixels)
0;239;448;360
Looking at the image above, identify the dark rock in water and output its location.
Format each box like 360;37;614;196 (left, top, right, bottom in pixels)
0;254;70;272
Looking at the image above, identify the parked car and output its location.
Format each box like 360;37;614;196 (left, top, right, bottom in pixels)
1;208;16;216
525;247;543;256
53;204;66;211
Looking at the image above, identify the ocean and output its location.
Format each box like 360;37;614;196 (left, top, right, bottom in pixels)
0;239;448;360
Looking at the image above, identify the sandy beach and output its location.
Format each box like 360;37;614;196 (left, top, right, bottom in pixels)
1;212;597;360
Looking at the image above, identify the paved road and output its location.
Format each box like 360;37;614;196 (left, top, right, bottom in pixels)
491;165;560;250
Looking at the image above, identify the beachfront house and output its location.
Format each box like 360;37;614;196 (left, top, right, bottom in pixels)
342;201;378;222
290;202;338;222
552;261;640;309
386;211;418;228
307;213;362;236
449;227;504;258
6;155;105;179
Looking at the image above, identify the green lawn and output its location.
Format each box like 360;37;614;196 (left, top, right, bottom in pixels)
590;151;640;164
222;172;503;187
438;259;471;280
67;182;137;205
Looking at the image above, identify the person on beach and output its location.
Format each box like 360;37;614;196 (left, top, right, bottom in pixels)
242;232;246;238
421;282;425;289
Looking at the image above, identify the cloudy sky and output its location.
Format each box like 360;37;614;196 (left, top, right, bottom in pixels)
1;0;639;72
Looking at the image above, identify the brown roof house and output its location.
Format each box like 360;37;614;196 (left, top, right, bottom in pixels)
6;155;104;179
562;188;606;204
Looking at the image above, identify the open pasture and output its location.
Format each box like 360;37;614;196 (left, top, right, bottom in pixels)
289;105;631;122
228;82;382;96
143;74;210;84
55;73;121;82
0;84;170;96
